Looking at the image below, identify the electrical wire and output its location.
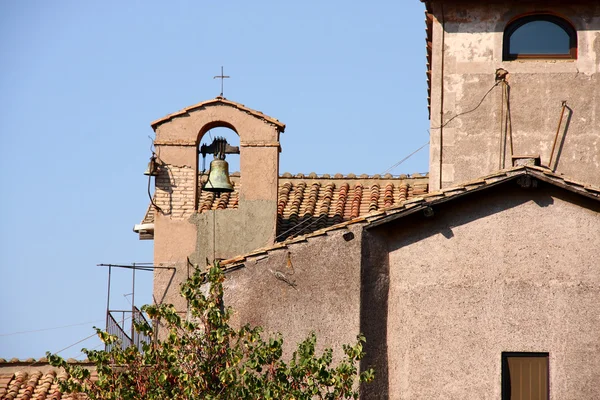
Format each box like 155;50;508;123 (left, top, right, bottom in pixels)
145;133;162;213
71;342;106;360
147;165;162;213
51;332;99;356
25;314;136;366
274;214;327;241
145;137;162;212
382;141;430;175
24;330;101;368
0;319;105;337
431;81;501;130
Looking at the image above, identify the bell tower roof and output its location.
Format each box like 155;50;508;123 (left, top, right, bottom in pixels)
150;96;286;132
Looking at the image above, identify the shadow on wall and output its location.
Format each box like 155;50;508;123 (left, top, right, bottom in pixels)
360;229;390;399
155;165;175;216
152;267;177;306
277;213;346;242
379;178;600;254
356;184;536;398
357;180;599;398
385;181;542;251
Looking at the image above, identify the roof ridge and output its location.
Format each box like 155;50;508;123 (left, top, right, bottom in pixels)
279;172;429;179
226;172;430;179
0;358;94;365
151;96;285;130
218;165;599;269
218;197;411;268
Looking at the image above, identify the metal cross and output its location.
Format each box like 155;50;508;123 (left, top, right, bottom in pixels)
213;66;230;97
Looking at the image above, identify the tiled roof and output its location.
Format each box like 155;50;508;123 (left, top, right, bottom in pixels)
425;9;432;118
274;173;428;240
138;172;429;241
150;96;286;131
364;165;600;228
218;165;600;269
0;359;92;400
136;204;155;240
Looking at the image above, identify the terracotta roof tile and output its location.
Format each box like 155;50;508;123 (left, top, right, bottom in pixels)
199;191;215;212
317;183;335;230
334;182;350;224
369;184;380;212
0;360;93;400
350;184;363;218
138;173;429;241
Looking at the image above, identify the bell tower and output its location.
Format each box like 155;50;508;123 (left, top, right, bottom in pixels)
149;97;285;310
424;0;600;190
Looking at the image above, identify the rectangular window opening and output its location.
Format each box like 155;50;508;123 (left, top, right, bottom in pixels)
502;352;549;400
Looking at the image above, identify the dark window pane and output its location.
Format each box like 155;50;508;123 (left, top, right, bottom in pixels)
510;20;571;55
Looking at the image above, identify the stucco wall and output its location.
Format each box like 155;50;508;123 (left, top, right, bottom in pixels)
222;225;365;361
428;2;600;189
381;183;600;399
191;201;278;265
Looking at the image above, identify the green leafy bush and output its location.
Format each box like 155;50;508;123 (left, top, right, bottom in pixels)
48;262;374;399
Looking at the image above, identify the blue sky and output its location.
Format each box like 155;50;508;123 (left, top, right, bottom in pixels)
0;0;429;359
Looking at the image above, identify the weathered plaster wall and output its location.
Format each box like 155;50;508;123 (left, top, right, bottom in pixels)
222;225;365;362
153;215;198;311
381;183;600;399
359;229;392;399
150;102;282;311
192;201;278;264
428;2;600;189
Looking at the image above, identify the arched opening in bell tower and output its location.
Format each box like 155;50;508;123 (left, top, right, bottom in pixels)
196;123;241;212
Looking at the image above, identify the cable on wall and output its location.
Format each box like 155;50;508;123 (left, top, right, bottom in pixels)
430;80;502;131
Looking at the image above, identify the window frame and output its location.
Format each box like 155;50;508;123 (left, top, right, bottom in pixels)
503;14;577;61
501;352;549;400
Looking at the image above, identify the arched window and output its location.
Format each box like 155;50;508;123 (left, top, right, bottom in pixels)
503;14;577;60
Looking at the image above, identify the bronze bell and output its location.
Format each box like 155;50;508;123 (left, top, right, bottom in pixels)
203;159;234;193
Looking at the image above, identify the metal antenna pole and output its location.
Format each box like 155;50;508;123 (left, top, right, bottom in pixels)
105;265;112;340
131;263;136;340
213;66;230;97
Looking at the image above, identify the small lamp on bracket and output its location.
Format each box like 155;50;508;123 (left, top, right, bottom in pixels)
144;153;159;176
